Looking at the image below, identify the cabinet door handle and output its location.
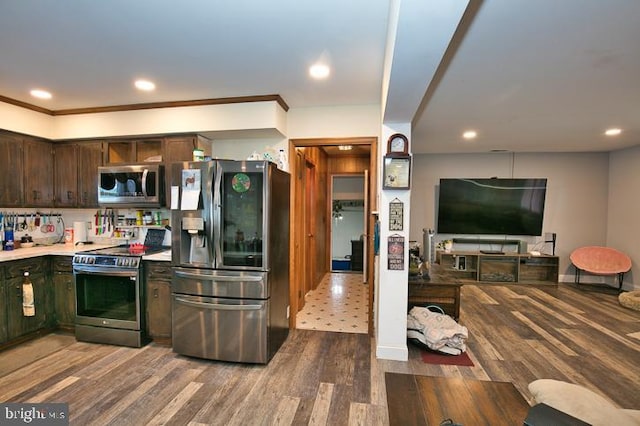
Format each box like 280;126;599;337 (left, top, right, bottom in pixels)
67;191;75;200
15;285;21;298
153;288;159;298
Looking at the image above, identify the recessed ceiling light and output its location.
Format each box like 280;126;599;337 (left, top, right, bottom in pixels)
462;130;477;139
30;89;52;99
134;79;156;91
309;63;330;79
604;128;622;136
338;145;352;151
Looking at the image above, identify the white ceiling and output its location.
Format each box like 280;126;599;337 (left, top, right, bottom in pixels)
1;0;638;154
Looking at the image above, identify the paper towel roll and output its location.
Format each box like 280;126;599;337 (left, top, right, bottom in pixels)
73;221;88;244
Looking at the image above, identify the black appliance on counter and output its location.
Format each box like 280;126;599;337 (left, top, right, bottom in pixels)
171;160;290;364
72;229;168;347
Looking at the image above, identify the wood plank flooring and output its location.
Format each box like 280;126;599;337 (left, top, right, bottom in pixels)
0;283;638;425
386;374;531;426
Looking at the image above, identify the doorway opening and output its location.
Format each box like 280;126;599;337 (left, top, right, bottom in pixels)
288;137;377;335
331;175;365;274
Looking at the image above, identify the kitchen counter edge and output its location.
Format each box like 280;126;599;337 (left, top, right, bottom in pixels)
0;244;172;262
0;244;111;262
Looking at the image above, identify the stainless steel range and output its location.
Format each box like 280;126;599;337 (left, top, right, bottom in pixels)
73;239;167;347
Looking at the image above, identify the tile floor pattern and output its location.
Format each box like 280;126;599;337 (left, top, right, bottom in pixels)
296;272;369;334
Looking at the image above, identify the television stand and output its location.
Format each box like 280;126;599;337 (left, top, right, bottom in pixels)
480;250;504;255
437;250;559;285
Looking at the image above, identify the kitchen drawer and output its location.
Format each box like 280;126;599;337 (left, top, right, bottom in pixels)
5;258;47;278
145;262;172;281
52;256;73;273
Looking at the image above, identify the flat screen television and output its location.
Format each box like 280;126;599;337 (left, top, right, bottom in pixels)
437;178;547;236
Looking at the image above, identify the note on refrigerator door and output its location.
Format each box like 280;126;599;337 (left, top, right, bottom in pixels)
171;186;179;209
181;169;201;210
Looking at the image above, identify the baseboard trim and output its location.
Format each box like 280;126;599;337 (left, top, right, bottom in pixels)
376;343;408;361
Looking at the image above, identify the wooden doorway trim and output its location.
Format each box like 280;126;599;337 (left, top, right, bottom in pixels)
288;137;378;336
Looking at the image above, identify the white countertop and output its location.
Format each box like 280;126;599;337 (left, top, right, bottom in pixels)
143;250;172;262
0;243;172;262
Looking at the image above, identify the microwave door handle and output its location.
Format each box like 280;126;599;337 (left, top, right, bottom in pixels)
141;169;149;197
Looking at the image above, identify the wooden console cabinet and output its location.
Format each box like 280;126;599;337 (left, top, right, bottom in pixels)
408;279;462;320
408;263;463;320
437;251;559;285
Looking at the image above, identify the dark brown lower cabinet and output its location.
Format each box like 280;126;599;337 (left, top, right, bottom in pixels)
3;258;51;341
0;281;7;344
52;256;75;329
144;261;172;343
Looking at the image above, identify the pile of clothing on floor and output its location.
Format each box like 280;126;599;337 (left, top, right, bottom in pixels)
407;306;468;355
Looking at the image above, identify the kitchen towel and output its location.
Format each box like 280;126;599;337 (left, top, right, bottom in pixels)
73;221;88;244
23;282;35;316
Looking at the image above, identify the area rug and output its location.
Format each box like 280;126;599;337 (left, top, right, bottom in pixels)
420;350;474;366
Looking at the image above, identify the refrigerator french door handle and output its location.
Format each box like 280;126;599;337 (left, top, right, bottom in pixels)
175;296;262;311
174;270;263;281
213;162;222;265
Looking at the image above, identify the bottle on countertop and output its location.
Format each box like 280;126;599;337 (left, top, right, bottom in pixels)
4;225;14;251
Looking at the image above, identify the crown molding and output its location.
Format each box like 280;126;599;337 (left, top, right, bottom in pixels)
0;94;289;116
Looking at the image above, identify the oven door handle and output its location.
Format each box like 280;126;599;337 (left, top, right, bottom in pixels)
174;270;263;282
73;266;137;277
174;297;262;311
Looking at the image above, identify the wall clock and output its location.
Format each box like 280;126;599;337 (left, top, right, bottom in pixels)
386;133;409;156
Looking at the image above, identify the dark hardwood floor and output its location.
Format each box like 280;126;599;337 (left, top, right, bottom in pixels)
1;283;638;425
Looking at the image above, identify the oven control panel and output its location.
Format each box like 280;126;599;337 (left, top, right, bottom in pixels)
73;255;140;269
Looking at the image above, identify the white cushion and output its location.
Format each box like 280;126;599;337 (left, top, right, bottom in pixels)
528;379;639;426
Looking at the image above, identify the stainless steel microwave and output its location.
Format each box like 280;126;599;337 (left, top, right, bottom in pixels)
98;164;164;207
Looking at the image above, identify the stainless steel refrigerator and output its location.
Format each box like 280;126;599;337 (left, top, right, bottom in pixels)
170;160;290;364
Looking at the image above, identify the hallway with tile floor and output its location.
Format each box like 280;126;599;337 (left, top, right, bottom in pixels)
296;272;369;333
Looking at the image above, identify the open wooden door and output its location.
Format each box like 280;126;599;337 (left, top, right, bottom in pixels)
292;149;306;315
304;159;317;296
363;169;369;283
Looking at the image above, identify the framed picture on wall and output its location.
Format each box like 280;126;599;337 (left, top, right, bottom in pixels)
383;156;411;189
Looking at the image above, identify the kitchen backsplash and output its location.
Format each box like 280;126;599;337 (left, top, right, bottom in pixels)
1;208;171;247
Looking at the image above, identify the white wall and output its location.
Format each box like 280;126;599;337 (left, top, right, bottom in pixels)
376;122;412;361
50;102;287;140
607;145;640;290
287;105;381;139
0;102;53;137
1;100;287;141
211;138;287;161
410;152;611;282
